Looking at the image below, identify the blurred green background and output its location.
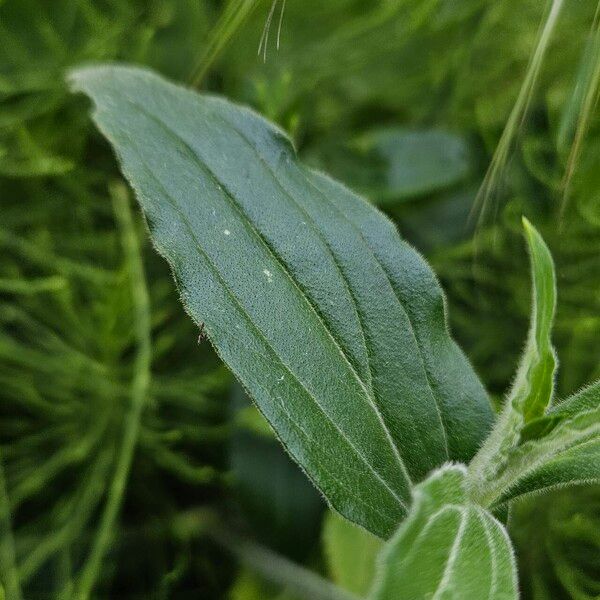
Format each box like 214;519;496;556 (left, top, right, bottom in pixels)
0;0;599;598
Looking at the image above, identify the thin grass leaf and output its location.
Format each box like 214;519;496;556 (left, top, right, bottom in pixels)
71;184;152;600
472;0;565;227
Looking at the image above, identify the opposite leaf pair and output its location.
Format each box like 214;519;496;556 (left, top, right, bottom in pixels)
70;65;599;599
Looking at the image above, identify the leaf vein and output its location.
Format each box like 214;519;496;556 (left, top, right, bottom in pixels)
124;149;409;511
127;99;414;489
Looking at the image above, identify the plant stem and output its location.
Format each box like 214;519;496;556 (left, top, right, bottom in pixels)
71;184;152;599
0;454;22;600
211;524;362;600
189;0;261;88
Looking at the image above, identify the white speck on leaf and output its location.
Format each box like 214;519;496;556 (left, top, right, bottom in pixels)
263;269;273;281
223;229;231;236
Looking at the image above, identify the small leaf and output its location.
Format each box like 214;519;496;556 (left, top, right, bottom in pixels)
516;217;558;420
69;64;493;537
490;381;600;506
519;414;564;442
548;378;600;419
518;378;600;442
323;510;383;596
370;465;518;600
469;218;557;499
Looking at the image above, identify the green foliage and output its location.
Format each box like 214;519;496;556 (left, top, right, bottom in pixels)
0;0;212;178
70;64;493;538
72;62;600;598
514;218;558;421
493;381;600;506
306;128;472;206
370;465;518;600
0;180;229;596
322;510;382;596
2;0;600;598
511;486;600;600
469;222;599;510
469;217;558;500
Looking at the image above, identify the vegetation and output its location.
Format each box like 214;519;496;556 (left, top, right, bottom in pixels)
1;1;599;598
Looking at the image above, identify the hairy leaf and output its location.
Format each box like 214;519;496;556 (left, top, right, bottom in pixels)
514;217;558;420
549;378;600;419
469;221;599;507
520;378;600;442
370;465;518;600
490;381;600;506
69;64;493;537
470;218;556;500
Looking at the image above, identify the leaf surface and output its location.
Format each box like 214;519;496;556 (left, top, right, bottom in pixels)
492;381;600;505
370;465;518;600
470;218;557;499
70;64;493;537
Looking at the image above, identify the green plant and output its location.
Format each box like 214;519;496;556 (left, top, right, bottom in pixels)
68;65;600;598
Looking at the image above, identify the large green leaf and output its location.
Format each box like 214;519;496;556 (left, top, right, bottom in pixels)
470;218;557;501
370;465;518;600
69;64;493;537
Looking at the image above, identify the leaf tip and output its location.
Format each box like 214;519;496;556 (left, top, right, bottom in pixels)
66;63;135;96
521;215;535;239
521;216;548;256
65;65;99;93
